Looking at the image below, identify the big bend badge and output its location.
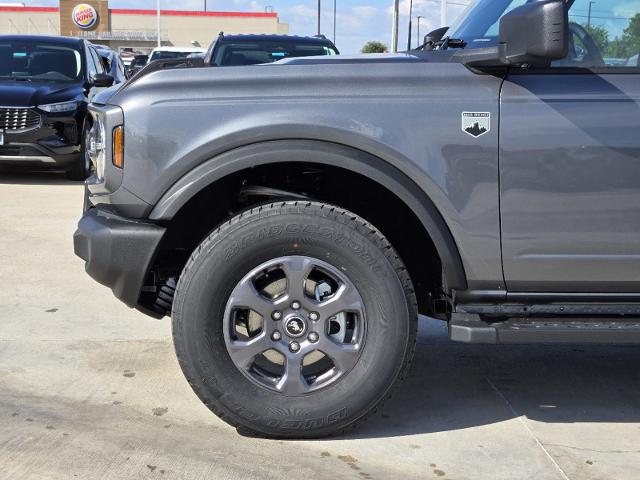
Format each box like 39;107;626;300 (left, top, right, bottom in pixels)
462;112;490;138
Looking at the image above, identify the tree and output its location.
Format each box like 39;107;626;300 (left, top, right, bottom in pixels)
361;41;388;54
621;13;640;56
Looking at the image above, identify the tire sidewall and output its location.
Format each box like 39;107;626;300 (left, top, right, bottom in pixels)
173;204;413;436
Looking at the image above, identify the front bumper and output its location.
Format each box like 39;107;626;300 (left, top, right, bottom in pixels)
73;206;166;308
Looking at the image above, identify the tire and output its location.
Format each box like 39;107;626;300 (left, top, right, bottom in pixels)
65;123;92;181
172;201;417;438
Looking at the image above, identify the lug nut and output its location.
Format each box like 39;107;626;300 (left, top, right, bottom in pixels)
291;301;301;310
289;341;300;353
271;331;282;341
308;332;319;343
271;310;283;321
309;312;319;321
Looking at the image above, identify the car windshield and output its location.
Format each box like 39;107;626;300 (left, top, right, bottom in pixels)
149;51;199;62
448;0;541;47
212;42;338;66
0;40;82;82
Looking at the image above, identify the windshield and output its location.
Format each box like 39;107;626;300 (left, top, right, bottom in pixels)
149;51;200;62
448;0;532;47
212;42;338;66
0;41;83;82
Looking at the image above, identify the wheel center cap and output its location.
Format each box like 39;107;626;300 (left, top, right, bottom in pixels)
284;316;306;338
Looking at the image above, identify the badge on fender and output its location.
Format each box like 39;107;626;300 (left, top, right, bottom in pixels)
462;112;490;138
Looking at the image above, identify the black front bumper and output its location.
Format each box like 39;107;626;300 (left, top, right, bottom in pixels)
73;207;166;308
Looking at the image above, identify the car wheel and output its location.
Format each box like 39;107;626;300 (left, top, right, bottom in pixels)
172;201;417;438
66;123;93;181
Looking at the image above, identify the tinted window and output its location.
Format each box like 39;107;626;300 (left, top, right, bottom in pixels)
449;0;639;69
212;42;338;66
0;41;82;82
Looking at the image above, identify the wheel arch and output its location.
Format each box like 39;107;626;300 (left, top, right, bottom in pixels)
149;139;468;291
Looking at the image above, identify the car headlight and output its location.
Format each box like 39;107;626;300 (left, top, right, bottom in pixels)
88;115;106;181
37;100;79;113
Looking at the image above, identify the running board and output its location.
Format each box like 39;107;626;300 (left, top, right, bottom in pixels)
449;313;640;344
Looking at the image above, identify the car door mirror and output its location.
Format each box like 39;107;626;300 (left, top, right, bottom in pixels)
92;73;114;88
499;0;568;65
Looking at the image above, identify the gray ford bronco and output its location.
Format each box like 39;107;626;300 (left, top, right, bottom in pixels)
74;0;640;438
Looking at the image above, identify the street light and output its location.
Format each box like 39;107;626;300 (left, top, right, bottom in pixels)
391;0;399;52
317;0;321;35
416;15;423;47
587;1;596;28
156;0;161;47
407;0;413;51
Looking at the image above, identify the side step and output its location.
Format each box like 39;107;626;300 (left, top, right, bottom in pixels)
449;313;640;344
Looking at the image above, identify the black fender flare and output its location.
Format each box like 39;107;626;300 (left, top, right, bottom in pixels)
149;140;467;290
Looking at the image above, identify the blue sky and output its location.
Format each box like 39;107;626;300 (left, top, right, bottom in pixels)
8;0;472;53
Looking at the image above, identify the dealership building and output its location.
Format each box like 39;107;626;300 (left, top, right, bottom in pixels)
0;0;289;52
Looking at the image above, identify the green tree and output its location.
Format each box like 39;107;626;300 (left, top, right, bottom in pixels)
621;13;640;56
361;41;388;54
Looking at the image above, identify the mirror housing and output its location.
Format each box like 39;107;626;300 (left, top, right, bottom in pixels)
423;27;449;51
499;0;568;65
92;73;114;88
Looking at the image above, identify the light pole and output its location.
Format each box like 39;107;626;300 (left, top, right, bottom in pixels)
391;0;399;52
407;0;413;50
156;0;161;47
333;0;336;43
440;0;446;28
317;0;321;35
204;0;207;12
587;1;596;28
416;15;423;47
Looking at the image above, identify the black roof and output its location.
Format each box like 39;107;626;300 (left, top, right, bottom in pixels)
217;34;336;46
0;34;84;47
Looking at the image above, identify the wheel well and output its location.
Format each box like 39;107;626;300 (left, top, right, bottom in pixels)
145;162;447;316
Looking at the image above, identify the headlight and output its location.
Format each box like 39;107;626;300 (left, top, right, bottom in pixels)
88;115;106;181
37;101;79;113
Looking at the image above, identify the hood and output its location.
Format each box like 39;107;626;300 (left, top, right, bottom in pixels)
0;81;83;107
91;82;125;106
275;51;455;66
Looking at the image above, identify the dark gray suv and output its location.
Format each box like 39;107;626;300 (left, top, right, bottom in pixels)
75;0;640;438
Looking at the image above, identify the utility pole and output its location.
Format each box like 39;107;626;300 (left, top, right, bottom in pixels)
440;0;447;28
333;0;336;43
156;0;161;47
417;15;423;47
317;0;321;35
391;0;399;52
204;0;207;12
407;0;413;51
587;1;596;28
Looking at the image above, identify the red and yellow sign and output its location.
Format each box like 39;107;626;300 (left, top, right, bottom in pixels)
72;3;98;29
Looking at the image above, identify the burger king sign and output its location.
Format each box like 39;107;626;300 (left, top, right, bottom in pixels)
72;4;98;29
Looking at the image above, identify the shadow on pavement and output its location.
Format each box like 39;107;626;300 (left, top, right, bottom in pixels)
0;170;80;186
341;317;640;440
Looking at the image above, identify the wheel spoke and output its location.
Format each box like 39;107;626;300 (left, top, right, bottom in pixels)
276;354;309;395
317;283;364;319
227;333;270;369
280;256;314;303
227;277;274;317
318;338;360;373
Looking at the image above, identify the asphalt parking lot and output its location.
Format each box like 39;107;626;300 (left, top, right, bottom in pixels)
1;172;639;480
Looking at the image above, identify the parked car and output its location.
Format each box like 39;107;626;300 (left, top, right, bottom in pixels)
0;35;122;180
75;0;640;438
628;54;639;66
147;46;206;63
125;54;149;79
93;44;127;84
206;33;339;66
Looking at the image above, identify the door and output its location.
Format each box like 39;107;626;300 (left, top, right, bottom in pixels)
500;0;640;292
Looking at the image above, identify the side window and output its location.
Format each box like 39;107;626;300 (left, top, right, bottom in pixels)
86;46;97;79
554;0;640;68
90;48;105;74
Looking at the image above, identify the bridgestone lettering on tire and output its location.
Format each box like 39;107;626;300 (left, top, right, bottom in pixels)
171;201;417;438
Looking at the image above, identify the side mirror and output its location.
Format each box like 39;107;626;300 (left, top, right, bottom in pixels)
499;0;568;65
92;73;114;88
422;27;449;51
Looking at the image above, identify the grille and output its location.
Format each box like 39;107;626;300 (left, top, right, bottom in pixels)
0;107;41;131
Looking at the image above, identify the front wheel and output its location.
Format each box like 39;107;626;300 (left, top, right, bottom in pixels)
65;123;92;181
172;202;417;438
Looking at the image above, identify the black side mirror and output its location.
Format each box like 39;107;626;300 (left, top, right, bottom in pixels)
423;27;449;51
499;0;568;65
92;73;114;88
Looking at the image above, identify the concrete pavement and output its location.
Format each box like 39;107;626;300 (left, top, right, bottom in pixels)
1;172;639;479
